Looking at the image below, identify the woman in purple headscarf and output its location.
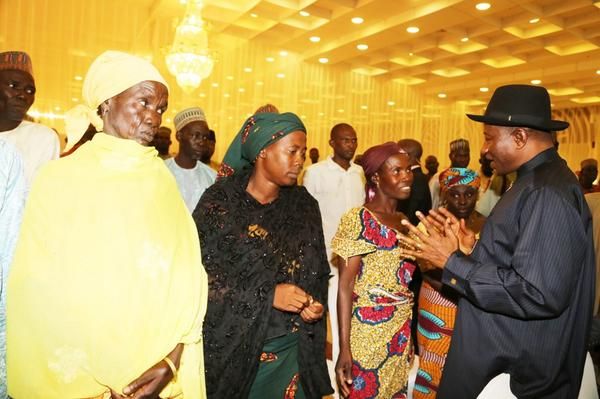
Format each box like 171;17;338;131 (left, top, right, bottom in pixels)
332;142;417;398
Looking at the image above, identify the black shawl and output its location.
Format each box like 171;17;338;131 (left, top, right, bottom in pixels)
194;167;333;398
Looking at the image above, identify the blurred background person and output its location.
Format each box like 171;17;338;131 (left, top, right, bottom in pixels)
150;125;173;159
0;51;59;189
199;128;219;172
424;155;439;183
429;139;470;209
579;158;600;194
166;107;216;213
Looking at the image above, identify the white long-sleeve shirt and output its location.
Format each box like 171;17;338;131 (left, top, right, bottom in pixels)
303;156;365;259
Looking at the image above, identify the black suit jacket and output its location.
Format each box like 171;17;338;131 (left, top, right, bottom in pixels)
438;149;594;398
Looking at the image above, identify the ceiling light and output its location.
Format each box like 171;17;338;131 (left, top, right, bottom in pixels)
461;37;469;42
529;18;540;24
226;75;234;80
351;17;364;24
74;75;83;81
310;36;320;43
318;57;329;64
71;98;79;102
387;101;396;106
596;69;600;75
438;93;447;98
300;10;310;17
224;93;230;98
276;73;285;78
199;93;206;97
480;87;489;92
279;50;288;57
238;88;245;93
211;82;219;87
531;79;542;85
361;105;368;110
476;3;491;11
357;44;369;51
256;81;264;86
54;106;61;111
250;13;258;18
338;109;344;113
408;52;414;56
318;112;324;116
265;57;275;62
406;26;420;34
244;67;252;72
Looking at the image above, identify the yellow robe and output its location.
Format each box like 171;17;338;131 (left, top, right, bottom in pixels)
7;133;207;399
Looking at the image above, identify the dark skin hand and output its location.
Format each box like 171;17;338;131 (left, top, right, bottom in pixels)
110;343;182;399
273;283;324;323
335;255;361;398
397;209;461;268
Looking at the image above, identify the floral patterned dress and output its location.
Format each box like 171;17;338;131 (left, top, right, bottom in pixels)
332;207;416;399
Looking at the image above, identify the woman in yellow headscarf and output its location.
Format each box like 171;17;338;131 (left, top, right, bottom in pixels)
7;51;207;399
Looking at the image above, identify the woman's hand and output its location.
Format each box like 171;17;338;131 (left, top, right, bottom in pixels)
112;344;182;399
299;298;324;323
335;348;354;398
273;283;309;313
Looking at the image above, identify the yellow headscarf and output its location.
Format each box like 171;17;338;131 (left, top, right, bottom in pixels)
64;51;169;151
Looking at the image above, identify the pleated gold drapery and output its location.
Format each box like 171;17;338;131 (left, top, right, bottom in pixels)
1;0;597;171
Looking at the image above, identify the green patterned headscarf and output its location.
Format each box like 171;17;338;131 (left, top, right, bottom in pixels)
218;112;306;177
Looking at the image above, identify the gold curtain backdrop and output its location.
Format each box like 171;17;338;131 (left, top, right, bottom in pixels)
1;0;597;172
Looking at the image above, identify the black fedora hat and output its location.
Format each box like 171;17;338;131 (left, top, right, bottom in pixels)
466;84;569;132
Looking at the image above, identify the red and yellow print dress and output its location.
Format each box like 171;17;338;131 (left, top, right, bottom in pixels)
332;207;416;399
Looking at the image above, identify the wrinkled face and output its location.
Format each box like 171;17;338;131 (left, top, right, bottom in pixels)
0;69;35;122
375;153;414;200
450;148;470;168
259;131;306;186
580;165;598;188
444;185;478;219
425;156;439;174
481;125;519;175
177;120;210;161
102;80;168;146
330;127;358;161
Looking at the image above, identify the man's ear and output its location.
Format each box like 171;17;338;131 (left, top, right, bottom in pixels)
257;149;267;159
175;129;182;142
329;138;334;148
512;127;529;149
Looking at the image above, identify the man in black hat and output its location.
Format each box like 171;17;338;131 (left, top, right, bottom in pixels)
399;84;594;398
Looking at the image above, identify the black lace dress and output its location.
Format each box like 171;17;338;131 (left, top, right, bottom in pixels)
193;167;333;399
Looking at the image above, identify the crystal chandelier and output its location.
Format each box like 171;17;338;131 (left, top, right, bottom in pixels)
165;0;214;93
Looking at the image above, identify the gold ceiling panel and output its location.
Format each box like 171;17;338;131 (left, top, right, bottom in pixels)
548;87;584;96
438;40;488;55
389;54;431;67
431;67;470;78
503;22;563;39
545;42;599;56
570;96;600;104
480;56;526;68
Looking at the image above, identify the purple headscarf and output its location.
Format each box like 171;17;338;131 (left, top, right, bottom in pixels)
361;141;407;201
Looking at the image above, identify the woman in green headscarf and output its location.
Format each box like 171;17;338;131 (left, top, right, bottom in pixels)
194;109;333;399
